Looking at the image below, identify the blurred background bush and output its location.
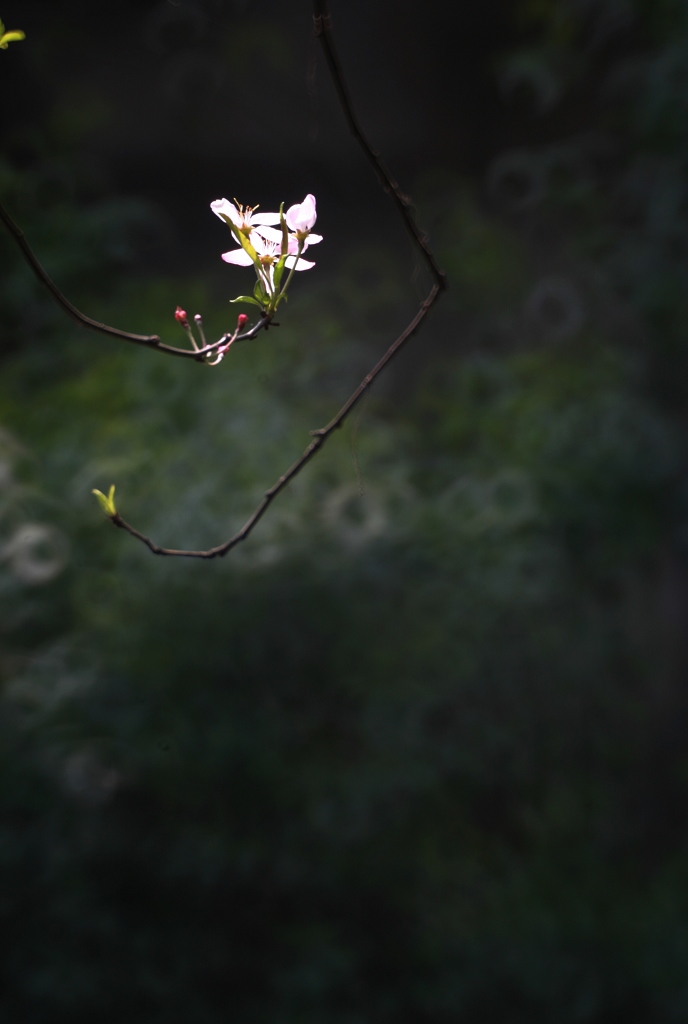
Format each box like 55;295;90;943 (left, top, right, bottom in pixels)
2;0;688;1021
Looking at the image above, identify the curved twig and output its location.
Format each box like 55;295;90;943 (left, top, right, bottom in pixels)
110;286;441;557
0;200;271;358
312;1;446;291
1;0;447;559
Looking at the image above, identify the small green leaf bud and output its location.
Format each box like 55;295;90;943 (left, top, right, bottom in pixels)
92;484;117;518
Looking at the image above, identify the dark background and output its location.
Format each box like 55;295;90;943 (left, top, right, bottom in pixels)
2;1;688;1021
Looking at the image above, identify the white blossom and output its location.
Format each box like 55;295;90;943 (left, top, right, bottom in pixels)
210;198;280;236
285;193;318;237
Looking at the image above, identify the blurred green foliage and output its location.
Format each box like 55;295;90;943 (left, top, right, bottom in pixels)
2;1;688;1021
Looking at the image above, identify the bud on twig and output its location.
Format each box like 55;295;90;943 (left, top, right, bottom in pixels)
92;484;117;518
174;306;189;328
193;313;208;348
237;313;249;330
0;20;26;49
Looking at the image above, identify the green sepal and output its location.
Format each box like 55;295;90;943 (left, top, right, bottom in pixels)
216;214;258;259
273;255;288;292
92;484;117;518
253;278;268;303
279;202;289;254
238;235;258;264
273;202;290;291
216;212;241;240
230;295;264;309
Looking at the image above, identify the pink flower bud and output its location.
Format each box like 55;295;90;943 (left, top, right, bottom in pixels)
237;313;249;330
174;306;189;328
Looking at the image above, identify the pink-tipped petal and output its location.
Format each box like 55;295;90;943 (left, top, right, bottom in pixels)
300;194;317;226
285;206;298;232
221;248;254;266
286;193;317;233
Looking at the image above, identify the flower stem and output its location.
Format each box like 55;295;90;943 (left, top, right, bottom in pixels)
183;323;199;351
275;240;305;307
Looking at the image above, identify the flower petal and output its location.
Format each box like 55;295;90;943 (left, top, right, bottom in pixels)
301;194;317;225
250;234;269;255
221;248;254;266
252;228;311;258
250;212;281;226
253;225;283;245
211;198;240;226
284;255;315;270
257;228;322;254
286;194;317;233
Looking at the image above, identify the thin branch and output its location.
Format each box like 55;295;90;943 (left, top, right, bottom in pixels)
2;1;447;559
111;0;447;558
0;200;270;359
110;285;441;557
312;0;447;292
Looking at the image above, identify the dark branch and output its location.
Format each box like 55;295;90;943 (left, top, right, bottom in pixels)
312;0;447;292
110;284;441;557
111;0;447;558
1;0;447;559
0;200;270;359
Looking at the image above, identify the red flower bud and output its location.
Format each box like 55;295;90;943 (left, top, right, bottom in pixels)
174;306;189;328
237;313;249;330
